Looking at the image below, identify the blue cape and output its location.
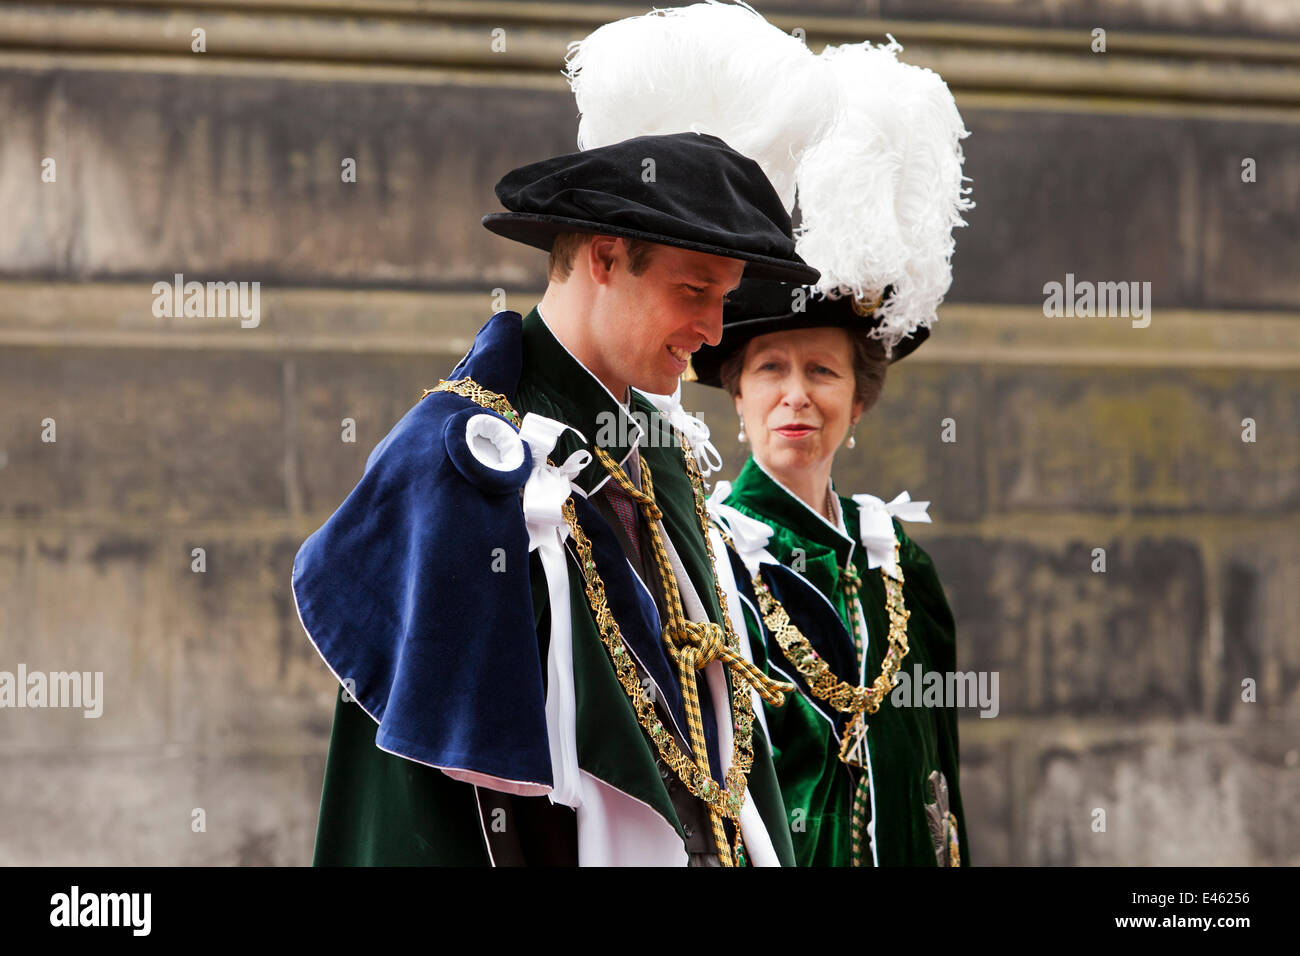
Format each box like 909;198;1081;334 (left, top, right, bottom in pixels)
292;312;553;788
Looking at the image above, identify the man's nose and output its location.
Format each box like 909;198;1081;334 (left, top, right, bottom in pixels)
697;303;724;347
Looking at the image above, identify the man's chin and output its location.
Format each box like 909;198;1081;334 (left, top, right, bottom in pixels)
631;372;679;397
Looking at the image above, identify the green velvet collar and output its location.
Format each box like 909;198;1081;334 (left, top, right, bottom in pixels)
724;454;874;602
517;305;653;496
727;456;860;561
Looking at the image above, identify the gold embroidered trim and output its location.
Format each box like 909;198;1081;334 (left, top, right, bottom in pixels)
422;379;521;426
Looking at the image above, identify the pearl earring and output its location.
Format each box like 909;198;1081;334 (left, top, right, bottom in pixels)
738;416;747;443
846;423;857;449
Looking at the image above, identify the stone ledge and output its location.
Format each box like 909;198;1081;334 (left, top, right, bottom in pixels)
2;281;1297;368
1;2;1299;108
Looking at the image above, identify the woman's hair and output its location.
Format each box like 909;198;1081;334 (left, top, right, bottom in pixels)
719;325;890;412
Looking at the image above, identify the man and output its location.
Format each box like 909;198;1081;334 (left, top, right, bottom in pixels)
293;132;819;865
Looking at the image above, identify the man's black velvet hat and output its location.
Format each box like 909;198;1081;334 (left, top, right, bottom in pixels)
689;278;930;388
482;132;820;283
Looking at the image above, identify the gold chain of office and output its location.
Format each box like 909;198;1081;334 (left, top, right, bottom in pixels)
425;377;791;867
720;520;912;867
745;540;911;763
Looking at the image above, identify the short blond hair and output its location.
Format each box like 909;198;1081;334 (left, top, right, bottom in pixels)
548;233;659;282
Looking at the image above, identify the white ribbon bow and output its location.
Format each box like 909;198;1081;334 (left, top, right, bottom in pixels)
519;415;591;553
851;491;931;579
517;413;590;808
705;480;778;577
635;383;724;479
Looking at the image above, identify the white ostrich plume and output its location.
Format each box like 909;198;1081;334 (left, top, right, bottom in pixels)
563;1;836;215
795;37;975;353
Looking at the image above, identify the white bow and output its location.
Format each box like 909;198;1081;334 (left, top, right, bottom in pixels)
851;491;931;579
519;415;591;553
517;413;590;808
635;383;724;479
707;481;773;553
706;480;777;576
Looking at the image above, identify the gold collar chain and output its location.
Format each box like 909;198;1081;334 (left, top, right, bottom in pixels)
734;529;912;866
749;543;910;761
592;448;794;864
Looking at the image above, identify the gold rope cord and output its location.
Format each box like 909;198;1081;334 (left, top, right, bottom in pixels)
593;447;792;864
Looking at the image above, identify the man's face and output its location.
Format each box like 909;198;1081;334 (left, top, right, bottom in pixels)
593;240;745;397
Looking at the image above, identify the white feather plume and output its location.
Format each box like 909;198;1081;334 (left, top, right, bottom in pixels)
563;1;835;214
795;37;975;353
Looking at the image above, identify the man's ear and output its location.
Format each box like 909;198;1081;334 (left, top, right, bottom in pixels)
586;235;619;285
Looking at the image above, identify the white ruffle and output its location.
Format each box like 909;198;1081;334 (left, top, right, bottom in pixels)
705;480;778;577
634;383;723;480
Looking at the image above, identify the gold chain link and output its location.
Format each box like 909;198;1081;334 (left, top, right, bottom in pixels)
423;379;522;426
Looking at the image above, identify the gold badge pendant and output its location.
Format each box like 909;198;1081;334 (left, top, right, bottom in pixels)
924;770;961;867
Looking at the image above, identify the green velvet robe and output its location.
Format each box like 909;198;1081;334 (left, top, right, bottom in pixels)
310;308;796;866
723;456;970;867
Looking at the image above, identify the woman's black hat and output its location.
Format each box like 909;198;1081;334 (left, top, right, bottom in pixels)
482;132;820;284
689;278;930;388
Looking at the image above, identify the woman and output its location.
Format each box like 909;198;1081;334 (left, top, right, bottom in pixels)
563;9;975;865
690;280;968;867
679;29;973;867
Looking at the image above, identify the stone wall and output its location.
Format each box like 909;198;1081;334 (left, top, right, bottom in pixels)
0;0;1296;865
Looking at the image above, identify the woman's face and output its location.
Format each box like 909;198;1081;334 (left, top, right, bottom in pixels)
733;326;864;484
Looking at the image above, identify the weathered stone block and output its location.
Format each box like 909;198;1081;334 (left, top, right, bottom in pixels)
987;366;1300;514
163;533;339;747
1024;726;1300;865
0;532;169;749
0;348;287;520
0;751;323;865
949;110;1195;307
924;534;1206;718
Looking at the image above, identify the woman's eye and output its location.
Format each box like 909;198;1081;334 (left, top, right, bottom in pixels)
684;284;706;295
812;365;836;376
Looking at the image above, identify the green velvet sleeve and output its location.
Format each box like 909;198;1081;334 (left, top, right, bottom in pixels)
897;524;971;866
312;687;493;866
311;551;572;867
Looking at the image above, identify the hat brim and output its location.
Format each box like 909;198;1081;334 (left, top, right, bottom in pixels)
689;311;930;388
482;212;821;284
